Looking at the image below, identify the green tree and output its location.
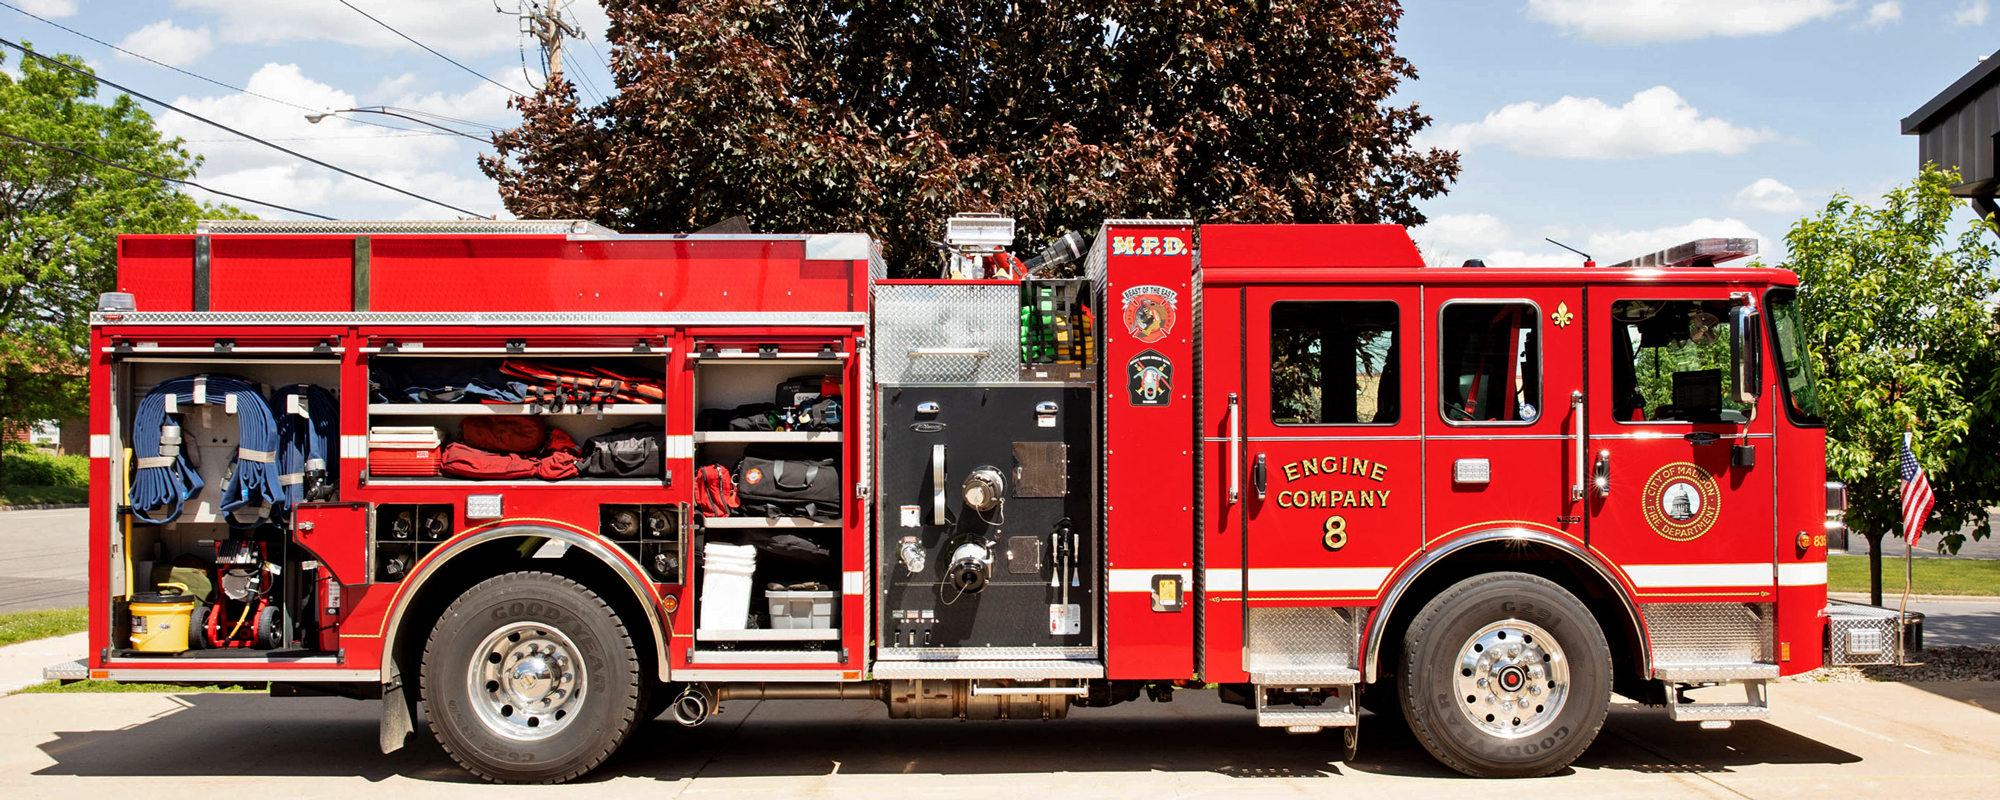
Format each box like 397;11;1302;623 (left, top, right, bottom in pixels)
1773;165;2000;602
482;0;1459;274
0;45;238;477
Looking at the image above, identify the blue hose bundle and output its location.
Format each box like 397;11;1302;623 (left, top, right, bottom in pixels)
130;374;284;527
274;384;339;508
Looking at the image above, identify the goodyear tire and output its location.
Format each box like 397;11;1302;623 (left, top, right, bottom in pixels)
1398;572;1609;778
421;571;644;783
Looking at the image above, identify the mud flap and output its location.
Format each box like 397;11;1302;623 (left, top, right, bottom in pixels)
379;658;416;753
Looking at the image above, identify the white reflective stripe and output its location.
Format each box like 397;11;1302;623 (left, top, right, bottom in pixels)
1624;563;1774;588
340;435;369;459
90;434;110;458
1778;562;1828;586
1109;569;1192;592
136;457;175;469
237;447;276;463
665;435;695;459
842;571;865;595
1204;567;1393;593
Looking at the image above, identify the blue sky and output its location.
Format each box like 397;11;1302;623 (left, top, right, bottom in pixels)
2;1;1991;267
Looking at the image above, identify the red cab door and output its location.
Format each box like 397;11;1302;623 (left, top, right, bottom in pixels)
1586;287;1775;603
1238;286;1422;666
1422;286;1587;550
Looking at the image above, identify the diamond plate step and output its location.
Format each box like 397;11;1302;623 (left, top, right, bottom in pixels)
1248;668;1361;685
1255;707;1359;728
1665;702;1770;722
42;659;88;681
1652;662;1779;682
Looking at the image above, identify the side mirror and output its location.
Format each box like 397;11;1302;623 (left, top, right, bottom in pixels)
1729;304;1762;404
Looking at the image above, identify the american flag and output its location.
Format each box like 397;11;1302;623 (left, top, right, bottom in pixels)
1901;435;1935;546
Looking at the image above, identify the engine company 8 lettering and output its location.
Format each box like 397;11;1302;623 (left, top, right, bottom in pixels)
1275;454;1393;509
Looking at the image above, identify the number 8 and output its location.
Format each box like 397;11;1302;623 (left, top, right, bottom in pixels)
1323;515;1348;551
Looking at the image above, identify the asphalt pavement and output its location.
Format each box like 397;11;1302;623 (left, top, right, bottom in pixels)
0;509;87;614
1;682;1998;798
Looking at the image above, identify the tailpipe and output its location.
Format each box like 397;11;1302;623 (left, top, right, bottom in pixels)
671;686;712;727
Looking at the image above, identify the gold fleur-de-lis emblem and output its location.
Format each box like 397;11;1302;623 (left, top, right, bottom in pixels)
1551;302;1574;329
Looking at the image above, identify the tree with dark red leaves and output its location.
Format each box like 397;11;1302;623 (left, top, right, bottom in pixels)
482;0;1459;276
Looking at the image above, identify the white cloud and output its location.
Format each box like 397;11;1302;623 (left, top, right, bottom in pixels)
1412;213;1767;268
1421;86;1777;159
162;63;507;219
115;21;214;68
17;0;78;18
170;0;610;59
1524;0;1850;43
1732;178;1807;213
1955;1;1990;25
1860;2;1902;27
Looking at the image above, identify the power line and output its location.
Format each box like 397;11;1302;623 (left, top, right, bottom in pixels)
0;0;425;135
336;0;521;97
0;37;492;218
0;129;336;220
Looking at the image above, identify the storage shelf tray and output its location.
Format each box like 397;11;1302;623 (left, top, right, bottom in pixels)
693;431;841;443
369;404;663;416
695;628;841;642
702;517;840;528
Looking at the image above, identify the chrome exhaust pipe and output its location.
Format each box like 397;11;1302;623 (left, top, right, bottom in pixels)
671;687;711;727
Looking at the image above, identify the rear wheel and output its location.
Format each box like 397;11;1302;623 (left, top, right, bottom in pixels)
1398;572;1609;778
421;571;644;783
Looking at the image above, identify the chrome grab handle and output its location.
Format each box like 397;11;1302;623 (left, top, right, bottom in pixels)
1570;390;1586;502
931;444;948;525
1227;393;1242;505
1594;450;1611;497
907;347;992;358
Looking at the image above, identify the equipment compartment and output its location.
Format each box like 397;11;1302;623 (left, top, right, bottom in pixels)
687;346;851;652
110;355;345;658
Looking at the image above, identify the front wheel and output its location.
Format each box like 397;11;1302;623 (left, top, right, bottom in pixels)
421;571;645;783
1398;572;1610;778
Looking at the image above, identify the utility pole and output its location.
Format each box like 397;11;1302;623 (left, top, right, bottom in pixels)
514;1;578;84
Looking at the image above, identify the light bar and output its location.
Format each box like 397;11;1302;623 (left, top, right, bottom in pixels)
1609;238;1758;269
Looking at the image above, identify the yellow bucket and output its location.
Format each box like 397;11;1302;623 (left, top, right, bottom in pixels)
129;583;198;654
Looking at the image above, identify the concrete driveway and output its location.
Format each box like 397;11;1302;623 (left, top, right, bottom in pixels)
1;681;1997;799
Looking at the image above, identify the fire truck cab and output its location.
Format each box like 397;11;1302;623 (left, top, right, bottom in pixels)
64;217;1874;783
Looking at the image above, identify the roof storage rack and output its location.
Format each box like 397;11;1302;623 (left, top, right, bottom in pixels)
193;219;616;235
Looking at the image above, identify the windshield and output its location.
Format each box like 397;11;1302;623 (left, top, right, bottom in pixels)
1764;288;1824;427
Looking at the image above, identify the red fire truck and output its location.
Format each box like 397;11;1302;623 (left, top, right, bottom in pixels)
56;216;1900;783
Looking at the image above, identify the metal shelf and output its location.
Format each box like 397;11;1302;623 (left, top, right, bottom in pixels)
702;517;840;528
363;477;665;487
695;628;841;642
692;431;840;443
368;403;663;416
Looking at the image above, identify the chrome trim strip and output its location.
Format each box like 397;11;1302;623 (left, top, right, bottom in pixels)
1104;218;1195;227
1425;434;1568;441
197;219;613;235
96;311;868;327
1363;528;1646;683
1245;435;1421;442
99;668;376;682
1590;432;1775;440
380;524;672;682
670;670;851;682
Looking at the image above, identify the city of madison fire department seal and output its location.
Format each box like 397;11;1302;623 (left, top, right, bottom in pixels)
1641;462;1720;542
1121;285;1178;343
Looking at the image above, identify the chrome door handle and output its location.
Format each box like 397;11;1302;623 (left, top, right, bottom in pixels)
1227;393;1241;505
1594;449;1611;497
1570;390;1586;502
1253;453;1268;500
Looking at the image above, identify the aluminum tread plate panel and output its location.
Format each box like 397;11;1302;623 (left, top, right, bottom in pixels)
1643;602;1773;667
871;284;1023;383
870;660;1106;679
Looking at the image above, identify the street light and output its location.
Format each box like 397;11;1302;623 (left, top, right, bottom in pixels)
304;107;491;141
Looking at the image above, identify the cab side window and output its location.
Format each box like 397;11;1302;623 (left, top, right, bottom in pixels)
1270;301;1400;425
1439;302;1541;424
1608;299;1754;423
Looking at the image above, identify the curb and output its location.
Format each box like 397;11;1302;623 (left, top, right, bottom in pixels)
0;503;86;511
1830;591;2000;604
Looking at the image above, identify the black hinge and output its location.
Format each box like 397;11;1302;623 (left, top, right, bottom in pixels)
758;343;778;358
506;339;527;354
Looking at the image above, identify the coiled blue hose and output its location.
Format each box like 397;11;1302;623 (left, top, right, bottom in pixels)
274;384;339;508
130;375;284;527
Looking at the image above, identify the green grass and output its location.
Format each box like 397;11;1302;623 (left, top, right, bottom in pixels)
0;606;87;647
0;485;87;506
1828;555;2000;596
14;680;260;694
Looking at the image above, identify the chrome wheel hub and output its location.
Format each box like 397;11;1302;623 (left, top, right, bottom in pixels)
1452;619;1568;739
469;622;586;741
